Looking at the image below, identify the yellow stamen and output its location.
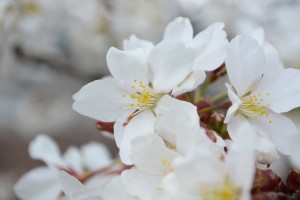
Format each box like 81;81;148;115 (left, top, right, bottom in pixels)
239;92;272;122
200;176;242;200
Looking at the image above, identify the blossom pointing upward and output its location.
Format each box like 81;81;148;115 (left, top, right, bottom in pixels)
73;38;194;122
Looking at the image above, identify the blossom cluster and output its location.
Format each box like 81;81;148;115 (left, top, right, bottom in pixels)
15;17;300;200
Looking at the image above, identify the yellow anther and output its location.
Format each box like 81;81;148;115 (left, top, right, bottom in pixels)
161;159;174;175
269;120;272;124
240;92;271;121
200;176;241;200
128;81;156;108
157;187;164;192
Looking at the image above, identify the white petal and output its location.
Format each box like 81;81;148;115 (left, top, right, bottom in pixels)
29;134;64;167
130;134;178;175
227;115;280;164
148;40;194;93
81;142;112;171
14;167;60;200
154;95;205;155
59;172;85;199
255;136;279;164
154;95;200;146
224;84;242;123
107;47;149;83
85;174;115;191
227;114;258;144
123;35;154;54
250;27;265;45
249;110;298;155
250;28;283;72
191;22;228;71
173;148;224;194
176;127;208;156
59;172;101;200
226;131;256;191
171;70;206;96
122;168;162;200
226;35;265;96
163;17;193;44
63;147;83;173
155;95;198;119
253;68;300;113
115;110;156;165
263;43;284;73
101;176;137;200
160;174;199;200
73;77;135;122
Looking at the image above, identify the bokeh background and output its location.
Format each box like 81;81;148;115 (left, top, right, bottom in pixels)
1;0;300;199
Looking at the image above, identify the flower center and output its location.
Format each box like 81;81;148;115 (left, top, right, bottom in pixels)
120;80;159;111
200;176;242;200
161;158;174;176
239;92;272;123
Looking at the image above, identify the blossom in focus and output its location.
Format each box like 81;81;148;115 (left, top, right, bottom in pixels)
14;135;114;200
224;35;300;162
73;16;228;122
73;37;195;122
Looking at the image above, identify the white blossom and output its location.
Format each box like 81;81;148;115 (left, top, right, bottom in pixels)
225;35;300;161
14;135;114;200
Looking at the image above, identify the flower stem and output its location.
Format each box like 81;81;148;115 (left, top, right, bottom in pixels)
198;101;232;114
211;92;228;103
194;81;209;103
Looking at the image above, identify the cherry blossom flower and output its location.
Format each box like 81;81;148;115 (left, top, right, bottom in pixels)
14;135;114;200
73;38;194;122
224;35;300;159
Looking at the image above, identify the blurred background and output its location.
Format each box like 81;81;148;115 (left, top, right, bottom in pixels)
1;0;300;199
